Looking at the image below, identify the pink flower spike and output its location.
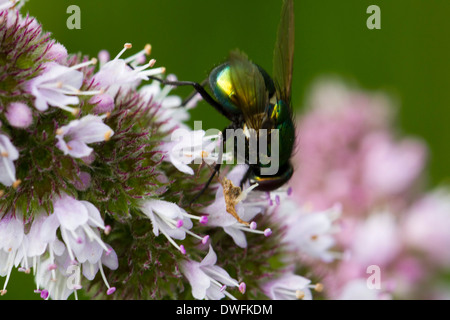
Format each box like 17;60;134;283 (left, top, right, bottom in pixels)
176;219;184;228
180;245;186;255
239;282;246;294
202;235;210;245
199;215;208;224
264;228;272;237
106;287;116;295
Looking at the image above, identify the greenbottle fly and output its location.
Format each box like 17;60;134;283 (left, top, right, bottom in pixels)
150;0;295;199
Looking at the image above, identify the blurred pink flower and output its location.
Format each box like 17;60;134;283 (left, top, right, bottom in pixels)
402;189;450;266
290;80;427;216
361;132;427;202
275;199;341;262
288;79;441;300
323;210;402;298
336;279;390;300
350;211;402;267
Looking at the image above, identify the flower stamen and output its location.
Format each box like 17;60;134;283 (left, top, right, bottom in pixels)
124;43;152;65
114;43;133;60
98;260;116;296
69;57;98;70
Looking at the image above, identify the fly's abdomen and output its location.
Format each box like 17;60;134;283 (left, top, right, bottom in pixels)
276;117;295;166
250;162;294;191
265;100;295;168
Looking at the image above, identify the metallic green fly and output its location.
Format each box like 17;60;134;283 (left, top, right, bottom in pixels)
151;0;295;199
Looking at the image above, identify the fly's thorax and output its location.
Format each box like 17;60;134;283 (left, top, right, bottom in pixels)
209;63;276;115
209;63;240;114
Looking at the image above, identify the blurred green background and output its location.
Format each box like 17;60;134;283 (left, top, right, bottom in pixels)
2;0;450;299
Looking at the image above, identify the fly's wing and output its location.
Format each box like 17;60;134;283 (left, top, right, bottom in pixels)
229;50;269;130
273;0;294;105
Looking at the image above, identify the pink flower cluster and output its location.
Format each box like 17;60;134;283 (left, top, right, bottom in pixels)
291;80;426;215
287;79;450;299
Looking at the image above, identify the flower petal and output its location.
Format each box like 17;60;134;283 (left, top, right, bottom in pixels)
223;226;247;248
182;261;210;300
53;195;89;230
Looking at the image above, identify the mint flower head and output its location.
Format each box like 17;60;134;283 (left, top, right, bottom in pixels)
0;5;340;301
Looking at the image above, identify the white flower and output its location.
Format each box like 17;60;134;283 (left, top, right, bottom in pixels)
0;134;20;188
262;274;321;300
93;43;164;97
276;199;341;262
140;199;208;254
34;255;74;300
25;213;66;287
163;129;227;175
29;215;118;299
26;58;100;114
27;195;119;298
81;244;118;296
26;214;50;259
0;212;25;296
140;74;200;131
26;63;83;114
181;245;245;300
41;194;113;265
82;244;118;281
55;115;114;158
